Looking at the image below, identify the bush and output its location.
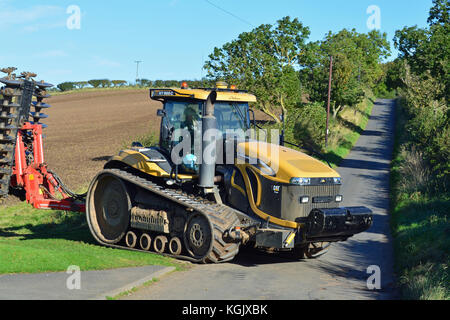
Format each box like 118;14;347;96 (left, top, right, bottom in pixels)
398;66;449;192
398;146;431;195
291;103;327;151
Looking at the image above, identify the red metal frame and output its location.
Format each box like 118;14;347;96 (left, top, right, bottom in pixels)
10;122;85;212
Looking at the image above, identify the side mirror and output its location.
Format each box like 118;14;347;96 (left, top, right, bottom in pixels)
157;109;166;117
131;141;144;148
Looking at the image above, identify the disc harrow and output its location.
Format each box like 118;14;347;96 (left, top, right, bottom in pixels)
0;67;25;199
0;67;53;202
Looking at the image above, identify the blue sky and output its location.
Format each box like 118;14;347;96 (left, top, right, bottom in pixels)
0;0;432;85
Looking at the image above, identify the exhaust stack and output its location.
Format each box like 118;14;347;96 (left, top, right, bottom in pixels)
199;91;217;192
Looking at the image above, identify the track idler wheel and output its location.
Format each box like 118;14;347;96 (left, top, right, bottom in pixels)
184;213;213;261
153;235;168;253
168;237;182;255
293;242;331;259
305;242;330;258
139;233;152;251
86;173;132;244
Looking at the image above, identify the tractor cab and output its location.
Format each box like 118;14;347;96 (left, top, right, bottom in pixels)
150;82;257;174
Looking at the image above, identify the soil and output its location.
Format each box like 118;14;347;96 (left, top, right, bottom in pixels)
1;88;161;210
1;88;268;207
42;89;162;190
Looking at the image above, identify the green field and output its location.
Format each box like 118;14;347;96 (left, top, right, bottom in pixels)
0;202;182;274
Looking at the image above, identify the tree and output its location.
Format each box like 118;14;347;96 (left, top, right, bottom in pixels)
74;81;89;89
136;79;152;87
57;82;75;92
393;0;449;186
112;80;127;87
300;29;390;117
394;0;449;101
98;79;111;88
88;80;102;88
153;80;165;87
292;103;327;151
204;16;310;123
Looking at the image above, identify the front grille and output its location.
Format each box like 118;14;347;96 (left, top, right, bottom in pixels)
301;185;340;215
282;184;341;221
312;196;333;203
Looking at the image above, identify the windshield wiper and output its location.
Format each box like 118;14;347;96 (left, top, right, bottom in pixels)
231;103;248;129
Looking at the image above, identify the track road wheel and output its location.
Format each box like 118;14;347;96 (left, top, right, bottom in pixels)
184;213;213;262
154;235;168;253
139;233;152;251
169;237;182;255
125;231;137;248
87;173;131;244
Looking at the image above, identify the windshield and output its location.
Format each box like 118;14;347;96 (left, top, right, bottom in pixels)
161;100;202;151
160;100;250;172
161;99;250;151
214;102;249;133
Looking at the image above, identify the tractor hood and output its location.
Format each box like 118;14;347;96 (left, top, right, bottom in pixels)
236;141;339;183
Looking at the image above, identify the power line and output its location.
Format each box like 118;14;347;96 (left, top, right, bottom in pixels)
204;0;255;27
134;60;142;83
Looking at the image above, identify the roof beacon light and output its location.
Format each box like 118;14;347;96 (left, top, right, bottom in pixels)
230;84;237;90
181;81;189;89
215;81;228;89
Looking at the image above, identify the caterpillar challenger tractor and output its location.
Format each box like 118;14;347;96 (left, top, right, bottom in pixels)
85;82;373;263
1;68;372;263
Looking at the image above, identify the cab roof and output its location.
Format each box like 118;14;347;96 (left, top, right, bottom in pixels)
149;88;257;103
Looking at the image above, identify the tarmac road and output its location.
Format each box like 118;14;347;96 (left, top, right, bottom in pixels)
121;99;397;300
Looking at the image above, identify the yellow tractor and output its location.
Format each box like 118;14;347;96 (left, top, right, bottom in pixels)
86;82;373;263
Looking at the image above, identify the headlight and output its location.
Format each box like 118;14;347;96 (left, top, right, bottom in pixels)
299;196;310;204
333;177;342;185
290;177;311;186
335;195;343;202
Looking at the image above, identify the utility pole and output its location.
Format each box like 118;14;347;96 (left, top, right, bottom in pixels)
134;60;142;85
325;56;333;148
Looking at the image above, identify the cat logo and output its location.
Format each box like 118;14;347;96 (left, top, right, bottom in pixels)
272;185;280;194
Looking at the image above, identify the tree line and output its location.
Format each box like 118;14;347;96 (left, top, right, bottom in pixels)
204;16;390;152
56;79;217;92
382;0;448;300
387;0;449;191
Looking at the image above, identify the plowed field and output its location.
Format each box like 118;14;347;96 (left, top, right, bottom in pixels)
42;89;161;190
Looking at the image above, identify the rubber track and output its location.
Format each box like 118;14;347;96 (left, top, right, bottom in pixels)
88;168;242;263
0;85;22;200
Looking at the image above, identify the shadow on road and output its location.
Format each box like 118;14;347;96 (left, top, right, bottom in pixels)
339;159;390;171
230;246;307;267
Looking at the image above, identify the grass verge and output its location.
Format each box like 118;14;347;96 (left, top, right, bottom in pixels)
390;99;449;300
324;94;375;167
106;278;160;300
0;202;183;274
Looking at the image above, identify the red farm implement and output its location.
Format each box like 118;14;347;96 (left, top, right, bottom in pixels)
0;68;85;212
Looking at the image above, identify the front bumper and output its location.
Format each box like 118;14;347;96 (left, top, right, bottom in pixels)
303;206;373;241
251;206;373;249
